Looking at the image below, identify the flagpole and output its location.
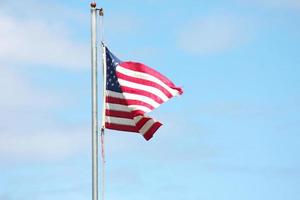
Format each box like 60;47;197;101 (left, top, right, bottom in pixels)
90;2;98;200
100;8;106;130
99;7;107;200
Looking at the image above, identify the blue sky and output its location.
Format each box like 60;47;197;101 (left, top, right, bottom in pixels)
0;0;299;199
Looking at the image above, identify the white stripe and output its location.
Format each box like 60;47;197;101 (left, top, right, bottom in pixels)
106;90;153;113
117;65;179;96
128;105;151;113
106;90;124;99
106;102;151;113
107;87;160;108
133;115;143;121
118;78;169;102
106;90;155;113
123;93;160;108
139;119;155;135
106;103;130;112
105;116;135;126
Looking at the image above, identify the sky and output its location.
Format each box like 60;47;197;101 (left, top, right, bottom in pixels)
0;0;299;199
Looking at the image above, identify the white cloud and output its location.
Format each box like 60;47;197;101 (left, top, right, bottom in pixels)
177;14;254;55
0;127;89;161
0;1;91;162
0;0;144;70
0;15;89;70
0;66;85;162
106;15;141;36
0;66;63;110
236;0;300;10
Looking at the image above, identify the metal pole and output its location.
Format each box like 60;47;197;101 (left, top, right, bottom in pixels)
99;8;106;200
90;2;98;200
101;43;107;128
100;42;107;200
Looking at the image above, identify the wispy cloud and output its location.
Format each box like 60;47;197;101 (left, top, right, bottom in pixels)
177;14;254;55
203;162;300;178
0;1;90;163
0;0;145;70
0;0;89;70
0;15;88;70
0;127;89;162
0;66;88;162
0;66;63;110
236;0;300;10
0;194;12;200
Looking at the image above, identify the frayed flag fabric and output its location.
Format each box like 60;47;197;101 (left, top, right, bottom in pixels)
104;46;183;140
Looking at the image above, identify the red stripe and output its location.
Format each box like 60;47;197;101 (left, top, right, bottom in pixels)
120;86;164;104
119;61;183;94
106;96;127;105
106;95;155;111
105;109;133;119
125;99;155;110
143;122;162;141
105;123;138;132
131;110;145;116
116;71;173;98
135;117;151;130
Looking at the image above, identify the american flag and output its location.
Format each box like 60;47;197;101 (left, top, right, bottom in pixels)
104;46;183;140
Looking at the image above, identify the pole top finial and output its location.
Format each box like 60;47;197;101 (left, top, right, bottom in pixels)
90;2;97;8
99;8;104;16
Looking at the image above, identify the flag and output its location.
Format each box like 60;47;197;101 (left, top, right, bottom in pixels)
104;46;183;140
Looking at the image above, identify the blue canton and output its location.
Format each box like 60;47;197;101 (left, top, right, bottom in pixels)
106;47;122;93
